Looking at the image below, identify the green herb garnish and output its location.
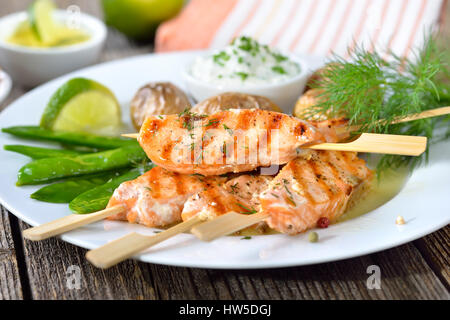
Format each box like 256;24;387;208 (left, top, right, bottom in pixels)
178;108;207;131
272;52;288;62
236;202;257;214
241;236;252;240
282;179;296;206
229;182;239;194
213;51;230;66
204;119;219;127
235;72;249;81
272;66;287;74
223;124;233;135
303;35;450;174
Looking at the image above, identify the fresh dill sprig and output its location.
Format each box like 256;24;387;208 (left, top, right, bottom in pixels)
303;35;450;174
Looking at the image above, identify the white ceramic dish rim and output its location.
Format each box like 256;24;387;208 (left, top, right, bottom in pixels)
0;51;448;269
0;10;106;54
0;70;12;105
182;50;310;91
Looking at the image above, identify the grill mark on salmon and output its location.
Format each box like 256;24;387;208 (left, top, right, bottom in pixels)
138;109;326;176
260;150;373;234
181;174;273;234
107;166;225;227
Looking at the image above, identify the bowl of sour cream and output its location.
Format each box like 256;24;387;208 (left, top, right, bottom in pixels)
182;36;309;113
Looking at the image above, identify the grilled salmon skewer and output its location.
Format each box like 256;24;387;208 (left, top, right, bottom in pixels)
107;166;226;228
191;150;373;239
260;150;373;234
23;166;226;240
134;109;426;176
182;174;273;234
138;109;327;176
87;171;276;268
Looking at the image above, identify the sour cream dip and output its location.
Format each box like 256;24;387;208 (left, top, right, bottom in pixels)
190;36;301;86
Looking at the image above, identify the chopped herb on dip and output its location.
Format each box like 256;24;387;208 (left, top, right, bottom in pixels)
190;36;300;86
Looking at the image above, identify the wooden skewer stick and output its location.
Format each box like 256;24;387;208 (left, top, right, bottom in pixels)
191;212;268;242
123;106;450;140
86;215;207;268
22;205;125;241
337;106;450;134
35;108;439;244
122;133;139;138
123;132;427;156
306;133;426;156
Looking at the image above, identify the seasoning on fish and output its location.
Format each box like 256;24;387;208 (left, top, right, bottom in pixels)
260;150;373;235
182;174;272;234
138;109;326;176
107;166;225;227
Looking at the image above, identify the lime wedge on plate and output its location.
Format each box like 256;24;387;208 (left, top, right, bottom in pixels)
40;78;122;136
29;0;59;45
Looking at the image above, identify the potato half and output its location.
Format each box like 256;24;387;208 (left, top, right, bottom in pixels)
130;82;191;130
191;92;282;114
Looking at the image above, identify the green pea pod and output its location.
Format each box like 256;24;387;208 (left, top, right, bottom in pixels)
30;170;125;203
16;145;147;186
69;167;149;214
4;144;84;159
2;126;136;149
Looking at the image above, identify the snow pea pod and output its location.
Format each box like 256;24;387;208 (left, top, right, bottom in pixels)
17;145;147;185
30;170;125;203
4;144;85;159
69;166;152;214
2;126;136;149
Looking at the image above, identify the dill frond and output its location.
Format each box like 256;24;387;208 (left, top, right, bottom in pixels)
304;34;450;174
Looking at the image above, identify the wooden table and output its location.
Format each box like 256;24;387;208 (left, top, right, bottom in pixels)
0;0;449;300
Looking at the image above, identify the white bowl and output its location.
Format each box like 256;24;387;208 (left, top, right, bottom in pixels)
0;69;12;105
182;52;310;114
0;10;106;87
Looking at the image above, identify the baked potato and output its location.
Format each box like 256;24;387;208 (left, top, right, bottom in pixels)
130;82;191;130
190;92;282;114
293;89;326;120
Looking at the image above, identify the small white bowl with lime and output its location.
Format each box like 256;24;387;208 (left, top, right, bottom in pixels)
0;0;106;87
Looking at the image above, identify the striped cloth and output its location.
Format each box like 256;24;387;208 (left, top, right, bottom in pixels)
155;0;446;59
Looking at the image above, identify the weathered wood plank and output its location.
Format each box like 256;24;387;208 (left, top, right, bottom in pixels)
137;238;450;300
0;208;23;299
414;226;450;289
210;241;449;300
19;221;159;300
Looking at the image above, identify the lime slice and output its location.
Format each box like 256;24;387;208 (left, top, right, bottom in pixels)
40;78;122;136
28;0;59;45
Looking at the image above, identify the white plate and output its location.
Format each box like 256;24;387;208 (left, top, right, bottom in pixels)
0;69;12;105
0;51;449;269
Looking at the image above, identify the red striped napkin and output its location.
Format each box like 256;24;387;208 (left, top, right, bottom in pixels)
156;0;446;59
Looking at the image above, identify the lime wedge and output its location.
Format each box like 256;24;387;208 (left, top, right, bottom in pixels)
28;0;59;45
40;78;122;136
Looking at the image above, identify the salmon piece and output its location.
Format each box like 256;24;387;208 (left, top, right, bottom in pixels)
107;166;224;228
182;174;273;233
311;117;350;142
260;151;373;235
155;0;238;52
139;109;326;176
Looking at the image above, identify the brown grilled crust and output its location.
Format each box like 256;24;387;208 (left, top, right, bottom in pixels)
261;151;373;234
107;167;225;227
139;109;326;175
